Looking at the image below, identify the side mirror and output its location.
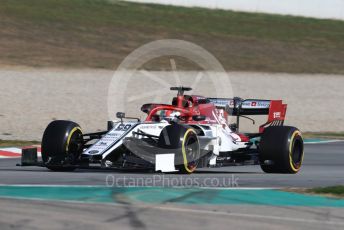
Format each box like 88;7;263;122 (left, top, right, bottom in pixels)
192;115;206;121
116;112;125;119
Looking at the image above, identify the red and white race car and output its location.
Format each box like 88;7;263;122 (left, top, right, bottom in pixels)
39;87;304;174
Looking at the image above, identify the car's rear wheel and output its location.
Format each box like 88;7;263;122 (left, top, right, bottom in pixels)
259;126;304;174
158;123;200;174
41;120;83;171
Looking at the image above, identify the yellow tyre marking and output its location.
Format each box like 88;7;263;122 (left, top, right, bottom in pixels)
182;129;199;173
289;130;304;172
66;127;82;152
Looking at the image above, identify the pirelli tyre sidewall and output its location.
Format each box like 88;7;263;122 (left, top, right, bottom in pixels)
158;123;200;174
41;120;83;171
259;126;304;174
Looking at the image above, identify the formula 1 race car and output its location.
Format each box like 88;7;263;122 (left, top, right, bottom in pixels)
39;87;304;174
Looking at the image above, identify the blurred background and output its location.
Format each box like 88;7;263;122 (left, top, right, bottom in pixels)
0;0;343;140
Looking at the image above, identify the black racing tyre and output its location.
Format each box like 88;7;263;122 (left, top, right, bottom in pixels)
259;126;304;174
158;123;200;174
41;120;83;171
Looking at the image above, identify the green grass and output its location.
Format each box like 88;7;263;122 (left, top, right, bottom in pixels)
309;186;344;197
1;0;344;72
0;140;40;147
3;0;343;44
303;132;344;139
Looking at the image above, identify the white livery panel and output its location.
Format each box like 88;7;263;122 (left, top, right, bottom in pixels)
83;122;137;156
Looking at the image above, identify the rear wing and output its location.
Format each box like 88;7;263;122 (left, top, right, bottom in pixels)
207;98;287;132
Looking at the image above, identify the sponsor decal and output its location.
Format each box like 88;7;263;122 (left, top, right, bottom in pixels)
228;100;234;108
208;98;231;108
116;123;132;131
108;133;121;137
88;150;99;154
273;112;281;119
195;96;206;101
84;122;135;155
213;99;270;109
139;125;159;130
242;100;270;109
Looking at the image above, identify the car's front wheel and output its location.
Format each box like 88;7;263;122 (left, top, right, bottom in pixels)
41;120;83;171
158;123;200;174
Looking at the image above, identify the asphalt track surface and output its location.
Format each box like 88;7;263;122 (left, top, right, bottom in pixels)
0;142;343;188
0;197;343;230
0;142;343;230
